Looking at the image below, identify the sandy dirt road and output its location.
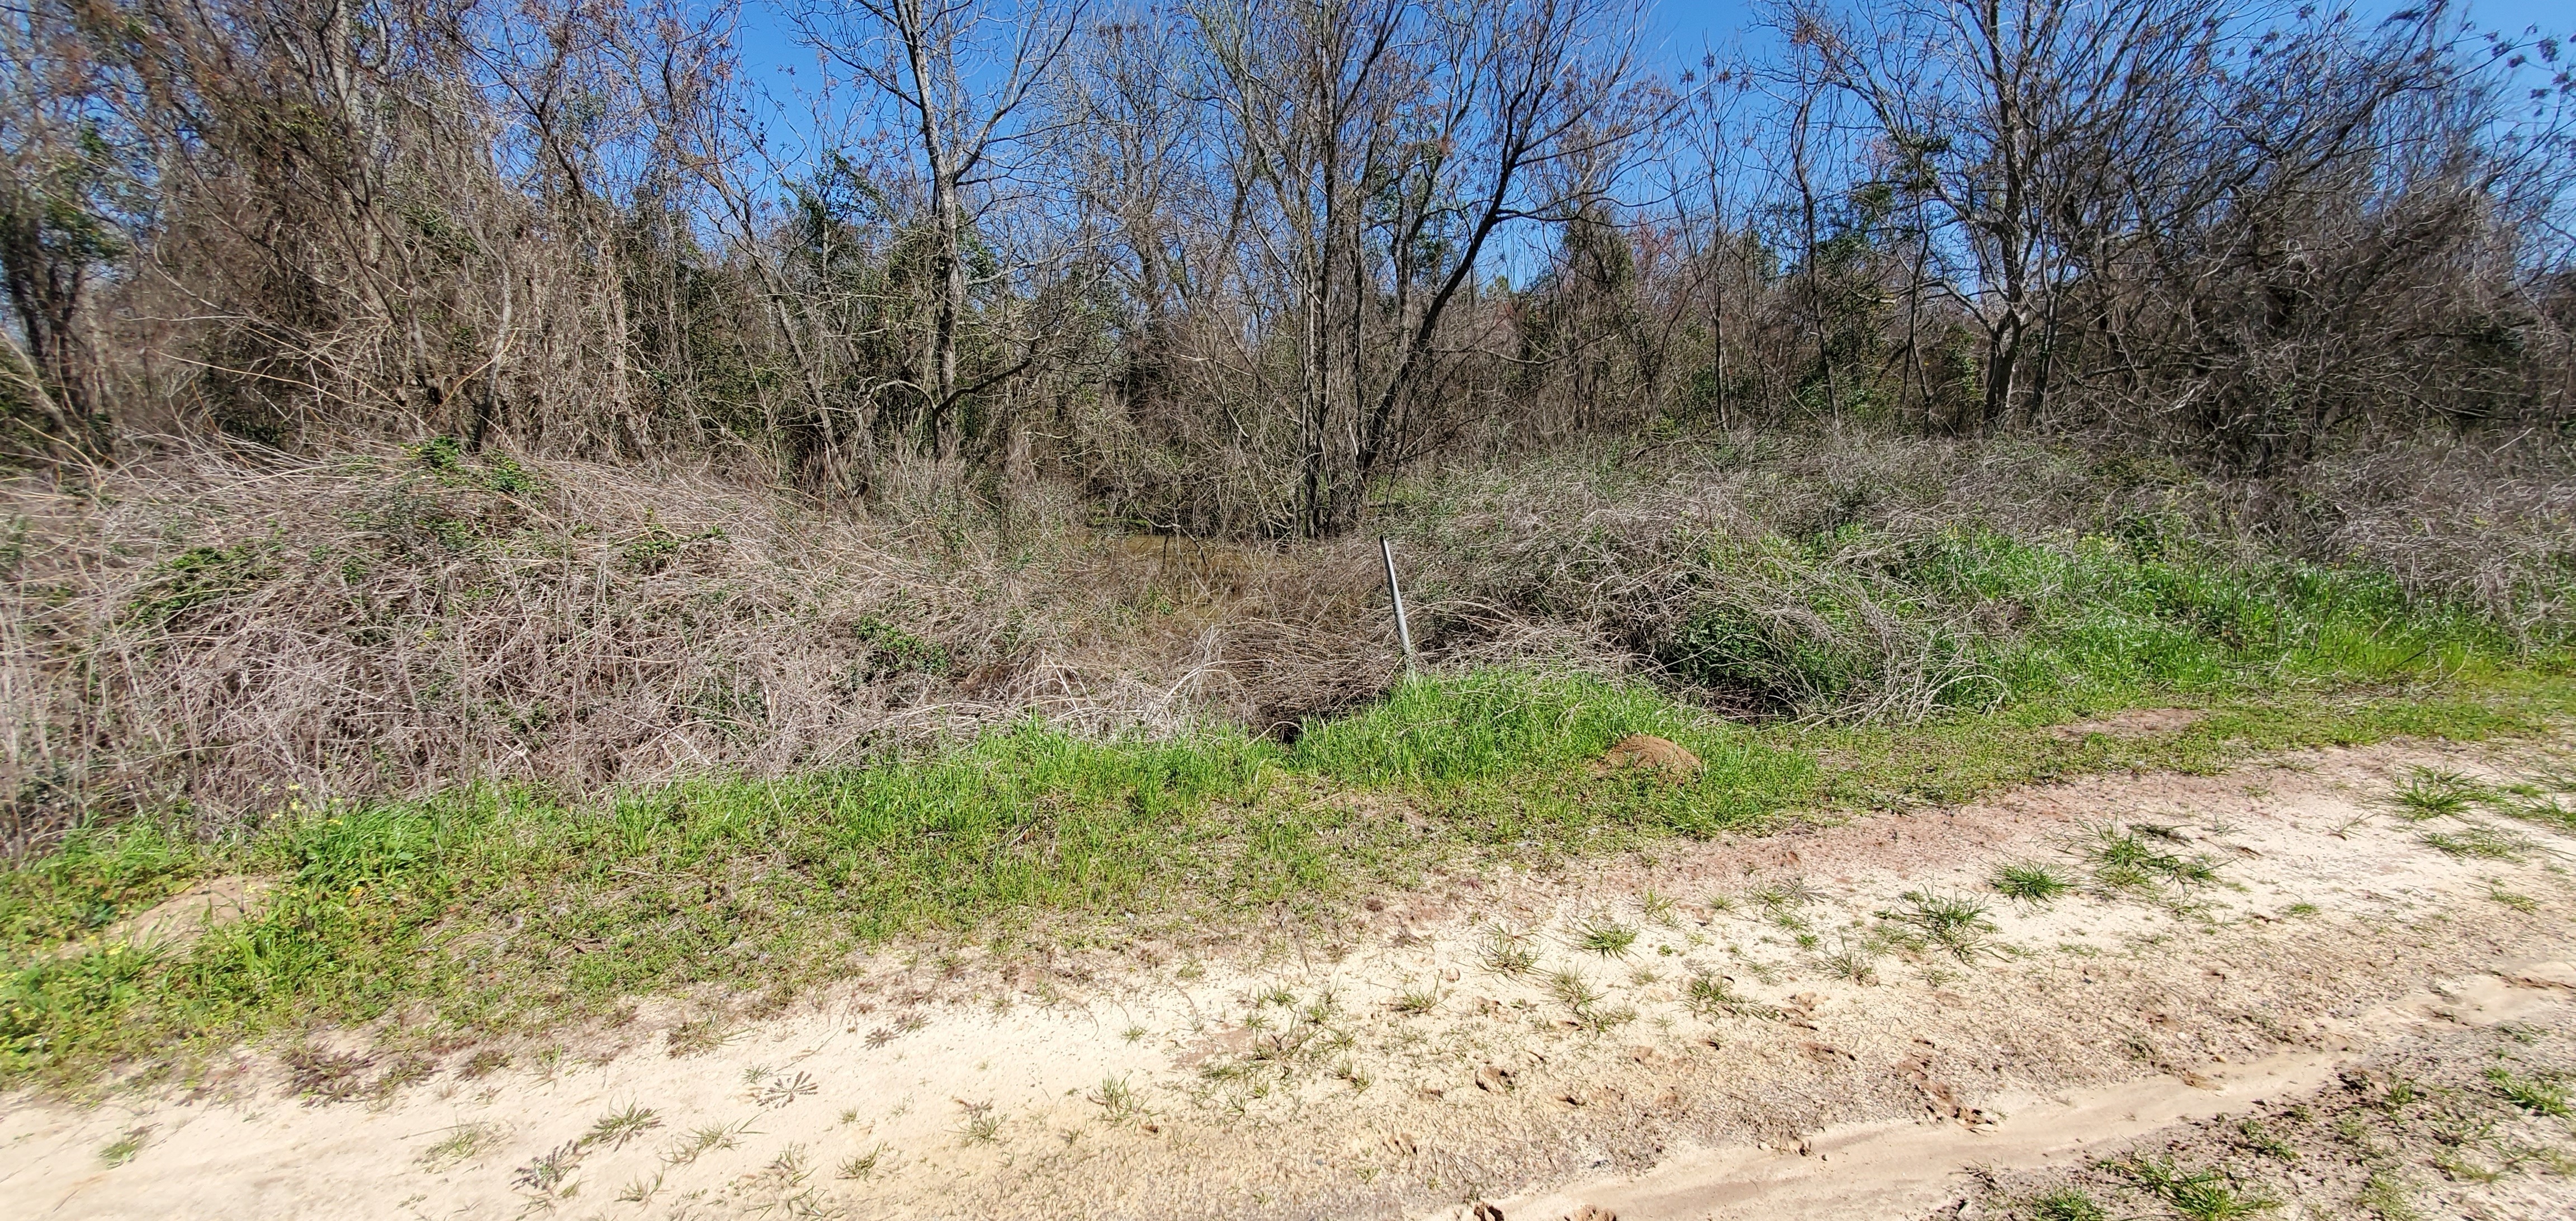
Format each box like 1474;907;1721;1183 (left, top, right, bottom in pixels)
5;733;2574;1220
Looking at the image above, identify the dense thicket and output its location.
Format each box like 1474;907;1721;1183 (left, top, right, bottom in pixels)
4;0;2576;849
3;0;2569;530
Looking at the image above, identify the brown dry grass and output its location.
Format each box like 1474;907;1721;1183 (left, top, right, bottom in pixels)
5;426;2569;854
0;437;1395;851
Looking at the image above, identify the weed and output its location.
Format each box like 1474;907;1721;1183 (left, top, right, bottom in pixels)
837;1144;890;1180
1122;1024;1147;1043
615;1174;662;1204
1637;888;1677;926
1880;889;1999;962
664;1120;751;1167
1822;934;1880;985
418;1121;506;1171
2235;1118;2297;1161
2113;1156;2279;1219
1393;987;1441;1015
2418;824;2529;860
1682;972;1765;1020
2086;824;2222;892
754;1071;819;1109
665;1018;727;1058
280;1046;377;1104
1479;925;1540;977
584;1104;661;1150
2430;1147;2500;1183
2029;1187;2108;1221
2500;777;2576;831
98;1128;147;1167
1991;862;2075;904
742;1145;827;1213
2487;1067;2571;1117
1091;1074;1142;1123
2485;882;2538;913
2392;769;2483;820
1579;1002;1640;1033
1748;876;1822;913
2358;1170;2419;1221
512;1140;584;1194
1571;914;1639;958
1547;969;1605;1016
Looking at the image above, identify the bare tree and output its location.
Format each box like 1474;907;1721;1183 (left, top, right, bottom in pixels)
0;0;131;456
1202;0;1652;534
1791;0;2230;430
796;0;1086;461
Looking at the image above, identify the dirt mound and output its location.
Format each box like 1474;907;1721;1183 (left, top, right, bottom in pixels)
48;875;273;961
1590;734;1703;779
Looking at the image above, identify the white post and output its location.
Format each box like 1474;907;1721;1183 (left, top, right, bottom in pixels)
1380;536;1415;668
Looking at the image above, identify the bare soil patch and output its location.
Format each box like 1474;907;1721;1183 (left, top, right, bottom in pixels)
2048;707;2208;741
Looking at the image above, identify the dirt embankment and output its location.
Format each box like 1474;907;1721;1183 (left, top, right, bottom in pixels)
4;736;2573;1220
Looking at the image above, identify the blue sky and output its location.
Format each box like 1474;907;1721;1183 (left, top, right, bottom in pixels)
732;0;2573;87
725;0;2570;168
1641;0;2570;59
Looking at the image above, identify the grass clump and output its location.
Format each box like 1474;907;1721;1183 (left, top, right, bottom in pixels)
2417;824;2530;860
1570;914;1639;958
1820;934;1881;985
1879;889;1999;962
1682;972;1771;1020
418;1121;506;1171
2357;1171;2419;1221
98;1128;147;1167
2485;1067;2571;1118
1991;862;2075;905
2029;1187;2108;1221
1478;925;1538;977
837;1144;890;1180
2085;823;2222;892
2392;769;2487;820
585;1105;662;1149
2111;1156;2280;1219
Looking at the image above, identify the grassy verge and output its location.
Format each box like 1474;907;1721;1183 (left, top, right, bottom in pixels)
7;507;2576;1085
6;668;2571;1086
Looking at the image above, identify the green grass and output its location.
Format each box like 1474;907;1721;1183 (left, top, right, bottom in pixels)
1654;524;2537;721
2487;1066;2572;1118
2030;1187;2108;1221
1879;889;2000;962
2112;1156;2280;1220
8;522;2576;1085
2086;823;2224;892
1991;862;2076;904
